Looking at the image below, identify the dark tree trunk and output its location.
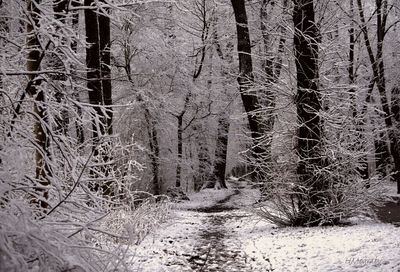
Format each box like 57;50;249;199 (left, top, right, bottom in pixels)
27;0;51;209
193;123;211;191
348;0;369;180
231;0;265;181
144;108;160;195
374;132;390;176
259;0;287;181
212;114;230;189
176;115;183;188
85;0;112;139
357;0;400;192
52;0;69;135
71;1;85;145
85;0;113;196
293;0;325;224
392;86;400;193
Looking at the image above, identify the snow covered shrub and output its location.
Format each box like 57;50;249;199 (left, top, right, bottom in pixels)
251;83;386;226
98;198;170;245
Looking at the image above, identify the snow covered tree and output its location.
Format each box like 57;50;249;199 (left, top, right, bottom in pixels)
85;0;114;196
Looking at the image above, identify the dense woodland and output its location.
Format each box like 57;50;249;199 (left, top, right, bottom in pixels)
0;0;399;271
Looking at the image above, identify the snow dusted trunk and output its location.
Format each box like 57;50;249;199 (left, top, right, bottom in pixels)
26;0;52;209
193;123;211;191
85;0;113;196
85;0;112;137
357;0;400;192
52;0;69;135
71;3;85;146
348;0;369;180
144;109;160;195
391;86;400;193
231;0;265;182
293;0;326;224
212;114;230;189
259;0;287;186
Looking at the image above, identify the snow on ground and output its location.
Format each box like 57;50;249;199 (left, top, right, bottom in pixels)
126;183;400;272
173;188;235;210
227;216;400;271
383;181;400;198
127;210;204;271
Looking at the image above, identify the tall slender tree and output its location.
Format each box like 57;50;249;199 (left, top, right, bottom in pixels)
26;0;52;209
85;0;113;195
293;0;325;225
231;0;265;181
357;0;400;193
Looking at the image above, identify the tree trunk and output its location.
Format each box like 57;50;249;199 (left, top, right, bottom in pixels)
293;0;324;224
85;0;112;139
192;123;211;191
392;86;400;193
85;0;113;196
212;114;230;189
259;0;287;182
70;1;85;146
348;0;369;180
357;0;400;192
27;0;51;209
52;0;69;135
176;115;183;188
144;107;160;195
230;0;265;181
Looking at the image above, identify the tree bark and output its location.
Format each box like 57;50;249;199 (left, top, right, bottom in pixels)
293;0;324;224
193;123;211;191
212;114;230;189
259;0;287;181
85;0;112;139
144;109;160;195
52;0;69;135
348;0;369;180
357;0;400;192
231;0;265;181
85;0;113;196
27;0;51;209
68;0;85;145
176;114;183;188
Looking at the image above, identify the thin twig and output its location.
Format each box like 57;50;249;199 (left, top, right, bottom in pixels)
39;145;97;220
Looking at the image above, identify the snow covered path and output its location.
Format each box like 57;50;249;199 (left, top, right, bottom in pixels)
130;185;400;272
184;190;257;271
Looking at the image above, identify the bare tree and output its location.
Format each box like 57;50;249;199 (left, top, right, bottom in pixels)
231;0;265;181
26;0;52;209
85;0;113;196
357;0;400;193
293;0;326;225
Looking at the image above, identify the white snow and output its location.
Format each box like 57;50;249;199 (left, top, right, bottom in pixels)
125;186;400;271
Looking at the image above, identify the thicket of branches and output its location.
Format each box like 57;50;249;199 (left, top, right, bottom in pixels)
1;0;400;270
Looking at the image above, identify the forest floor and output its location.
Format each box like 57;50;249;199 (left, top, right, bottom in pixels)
128;181;400;272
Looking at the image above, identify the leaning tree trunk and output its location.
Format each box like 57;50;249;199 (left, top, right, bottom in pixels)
231;0;265;181
357;0;400;193
293;0;325;225
27;0;51;209
348;0;369;180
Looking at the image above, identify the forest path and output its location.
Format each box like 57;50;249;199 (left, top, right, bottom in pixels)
134;184;400;272
185;189;255;271
133;181;266;271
